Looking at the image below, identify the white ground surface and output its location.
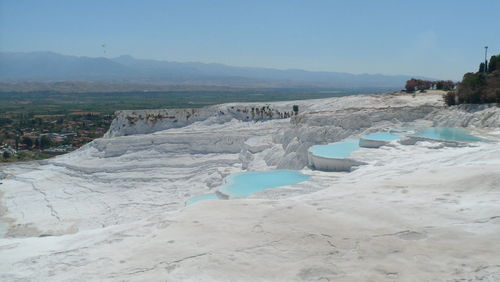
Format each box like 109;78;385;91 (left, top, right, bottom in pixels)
1;91;499;281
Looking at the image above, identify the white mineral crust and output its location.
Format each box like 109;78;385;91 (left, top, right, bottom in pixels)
1;91;499;281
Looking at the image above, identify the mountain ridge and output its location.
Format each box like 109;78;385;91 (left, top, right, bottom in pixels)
0;51;433;88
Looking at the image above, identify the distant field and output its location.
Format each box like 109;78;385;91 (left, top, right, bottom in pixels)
0;88;395;116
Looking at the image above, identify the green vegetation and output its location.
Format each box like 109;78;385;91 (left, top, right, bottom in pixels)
0;88;390;115
479;62;486;73
405;79;455;93
488;54;499;73
444;54;500;106
1;149;51;162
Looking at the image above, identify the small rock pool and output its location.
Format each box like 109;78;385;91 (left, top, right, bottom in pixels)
413;127;484;142
362;132;400;141
0;221;8;238
186;170;310;204
185;193;218;205
221;170;310;198
308;139;360;159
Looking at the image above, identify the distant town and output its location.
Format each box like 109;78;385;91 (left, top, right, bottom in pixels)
1;112;113;162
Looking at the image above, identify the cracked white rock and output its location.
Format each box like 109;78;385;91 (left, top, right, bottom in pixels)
1;90;500;281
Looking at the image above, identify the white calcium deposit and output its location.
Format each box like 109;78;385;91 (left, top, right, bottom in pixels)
1;91;499;281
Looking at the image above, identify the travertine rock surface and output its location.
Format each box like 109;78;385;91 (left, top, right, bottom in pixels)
1;91;499;281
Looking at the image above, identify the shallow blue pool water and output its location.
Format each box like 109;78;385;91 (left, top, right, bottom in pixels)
221;170;310;198
186;193;218;205
414;128;483;142
362;132;400;141
0;221;8;238
308;139;360;158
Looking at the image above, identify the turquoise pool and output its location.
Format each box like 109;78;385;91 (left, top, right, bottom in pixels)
362;132;400;141
0;221;8;238
186;193;219;205
414;128;483;142
308;139;360;159
221;170;310;198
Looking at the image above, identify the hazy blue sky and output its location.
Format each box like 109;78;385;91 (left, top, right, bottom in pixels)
1;0;499;80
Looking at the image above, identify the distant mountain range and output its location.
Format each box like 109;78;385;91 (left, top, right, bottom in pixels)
0;51;432;89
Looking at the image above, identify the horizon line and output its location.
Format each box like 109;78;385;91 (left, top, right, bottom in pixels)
0;49;444;80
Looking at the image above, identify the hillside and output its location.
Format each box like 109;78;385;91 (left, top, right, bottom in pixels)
444;54;500;105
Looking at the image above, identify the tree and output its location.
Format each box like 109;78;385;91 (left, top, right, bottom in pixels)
435;80;455;90
39;135;51;149
488;55;499;73
442;80;455;90
3;151;11;160
479;62;486;72
443;91;457;106
456;72;487;104
63;136;73;145
22;137;33;148
420;80;432;90
447;54;500;105
405;79;418;92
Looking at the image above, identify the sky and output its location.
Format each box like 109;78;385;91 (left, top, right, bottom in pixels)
0;0;499;80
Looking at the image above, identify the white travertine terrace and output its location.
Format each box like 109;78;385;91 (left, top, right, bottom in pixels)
1;90;500;281
358;137;388;148
307;152;366;171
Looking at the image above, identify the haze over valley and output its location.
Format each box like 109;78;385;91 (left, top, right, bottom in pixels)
0;51;432;89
